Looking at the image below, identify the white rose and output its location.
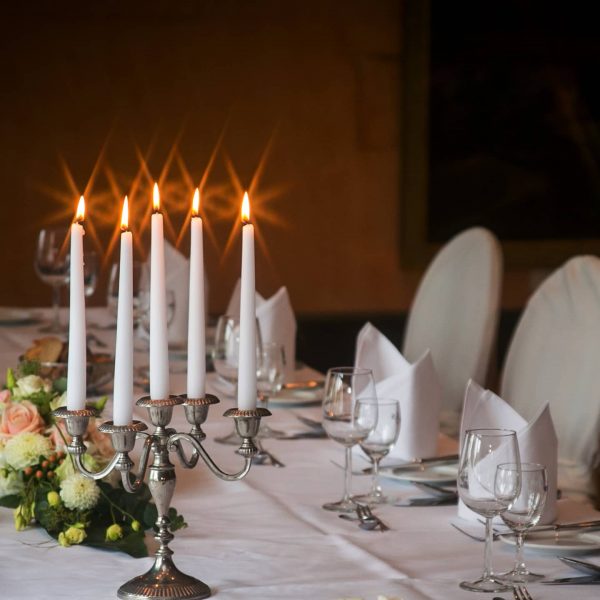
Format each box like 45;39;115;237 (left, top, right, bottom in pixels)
15;375;51;398
0;469;23;497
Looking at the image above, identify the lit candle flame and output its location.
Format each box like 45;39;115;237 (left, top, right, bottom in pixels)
153;183;160;212
241;191;250;224
121;196;129;231
192;188;200;217
75;195;85;223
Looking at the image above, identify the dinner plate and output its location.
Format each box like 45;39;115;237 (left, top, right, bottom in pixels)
268;387;323;407
380;463;458;484
0;307;38;325
499;530;600;554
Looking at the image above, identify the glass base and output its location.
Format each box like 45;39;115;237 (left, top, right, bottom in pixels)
497;569;545;583
352;491;389;506
256;423;284;439
39;321;66;334
214;428;242;445
459;576;512;593
322;498;357;513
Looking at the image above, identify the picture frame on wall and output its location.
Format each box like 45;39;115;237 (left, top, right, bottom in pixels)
400;0;600;268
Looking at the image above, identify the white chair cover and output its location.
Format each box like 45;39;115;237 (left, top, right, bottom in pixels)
501;256;600;500
402;227;502;434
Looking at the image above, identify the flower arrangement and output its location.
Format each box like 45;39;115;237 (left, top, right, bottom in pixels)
0;361;186;557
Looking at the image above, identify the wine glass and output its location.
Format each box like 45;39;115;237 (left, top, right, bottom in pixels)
496;462;548;583
256;342;286;438
353;398;400;505
457;428;521;593
83;250;99;298
107;261;145;329
137;288;176;349
212;314;262;445
322;367;378;513
34;227;69;333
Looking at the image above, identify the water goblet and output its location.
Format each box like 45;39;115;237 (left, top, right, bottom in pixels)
212;314;262;445
322;367;377;513
353;397;400;505
256;342;286;438
457;428;521;593
107;261;145;329
137;288;175;350
34;227;69;333
496;462;548;583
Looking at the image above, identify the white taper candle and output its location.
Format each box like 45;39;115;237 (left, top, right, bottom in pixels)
113;196;134;425
237;192;257;410
187;189;206;399
66;196;87;411
150;184;170;400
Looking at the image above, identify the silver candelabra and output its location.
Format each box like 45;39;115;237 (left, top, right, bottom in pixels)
53;395;270;600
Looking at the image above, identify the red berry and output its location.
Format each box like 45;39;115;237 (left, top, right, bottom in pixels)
48;454;57;463
24;467;33;476
35;470;43;479
41;460;49;469
46;471;54;479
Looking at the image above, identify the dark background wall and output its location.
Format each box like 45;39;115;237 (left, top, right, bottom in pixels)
0;0;537;321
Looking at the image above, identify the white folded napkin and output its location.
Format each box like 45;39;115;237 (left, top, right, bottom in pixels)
458;379;558;524
355;323;442;460
164;241;189;346
226;280;297;380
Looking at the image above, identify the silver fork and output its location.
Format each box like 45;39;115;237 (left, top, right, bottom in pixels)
451;522;500;542
513;585;533;600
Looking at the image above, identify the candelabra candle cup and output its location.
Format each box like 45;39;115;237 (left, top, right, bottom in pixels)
52;394;270;600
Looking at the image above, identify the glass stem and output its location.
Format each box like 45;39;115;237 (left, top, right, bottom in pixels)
483;517;494;580
371;457;381;496
51;284;61;328
342;446;353;502
514;532;526;573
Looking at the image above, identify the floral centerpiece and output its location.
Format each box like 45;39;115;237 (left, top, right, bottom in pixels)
0;361;185;557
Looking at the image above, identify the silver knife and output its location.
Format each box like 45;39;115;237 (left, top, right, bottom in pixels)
559;556;600;575
542;575;600;585
373;453;459;474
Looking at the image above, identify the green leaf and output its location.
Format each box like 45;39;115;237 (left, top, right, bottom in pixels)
87;396;107;413
168;507;188;531
6;367;15;390
17;361;40;377
84;525;149;558
0;494;21;508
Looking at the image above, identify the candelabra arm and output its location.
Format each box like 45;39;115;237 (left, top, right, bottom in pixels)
169;436;200;469
73;452;121;481
120;434;153;493
169;432;252;481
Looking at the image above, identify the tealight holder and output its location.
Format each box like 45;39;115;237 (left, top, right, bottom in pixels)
53;397;270;600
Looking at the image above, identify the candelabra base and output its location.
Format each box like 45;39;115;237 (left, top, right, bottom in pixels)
118;556;210;600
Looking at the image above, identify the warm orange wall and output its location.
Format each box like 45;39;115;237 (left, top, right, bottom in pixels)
0;2;535;315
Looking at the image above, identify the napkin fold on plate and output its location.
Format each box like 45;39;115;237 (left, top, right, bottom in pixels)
355;322;442;461
458;379;558;524
226;280;297;381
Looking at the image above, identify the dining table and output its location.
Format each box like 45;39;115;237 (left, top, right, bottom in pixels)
0;306;599;600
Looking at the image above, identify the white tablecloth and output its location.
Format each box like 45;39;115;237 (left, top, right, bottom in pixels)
0;308;599;599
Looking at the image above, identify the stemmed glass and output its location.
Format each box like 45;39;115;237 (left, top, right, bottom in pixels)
83;250;99;298
322;367;378;512
34;227;69;333
457;428;521;593
496;462;548;583
212;314;262;445
354;398;400;505
107;261;145;329
256;342;286;439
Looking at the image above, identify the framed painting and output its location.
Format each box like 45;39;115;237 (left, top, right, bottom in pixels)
400;0;600;267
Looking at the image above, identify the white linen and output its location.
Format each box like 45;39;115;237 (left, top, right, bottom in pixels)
227;281;297;380
501;255;600;501
355;323;442;460
0;308;599;600
458;379;558;524
402;227;502;436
